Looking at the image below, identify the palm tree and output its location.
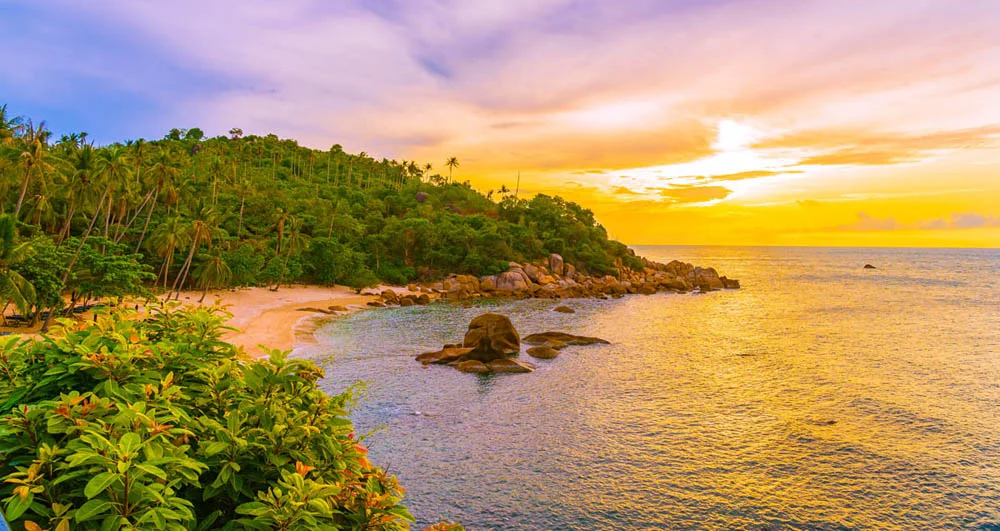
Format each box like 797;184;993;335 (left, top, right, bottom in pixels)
0;104;23;146
445;157;459;184
193;252;232;302
94;146;131;245
422;163;432;182
170;208;222;299
271;217;308;291
135;150;179;253
148;216;190;290
13;119;53;220
0;215;36;322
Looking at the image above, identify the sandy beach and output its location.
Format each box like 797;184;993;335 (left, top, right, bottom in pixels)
174;285;398;357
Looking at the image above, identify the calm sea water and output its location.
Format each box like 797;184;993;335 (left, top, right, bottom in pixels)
300;246;1000;530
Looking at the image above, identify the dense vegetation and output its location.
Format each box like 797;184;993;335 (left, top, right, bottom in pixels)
0;104;642;328
0;305;464;529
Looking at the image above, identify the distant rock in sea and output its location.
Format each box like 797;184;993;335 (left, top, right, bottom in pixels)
864;264;877;269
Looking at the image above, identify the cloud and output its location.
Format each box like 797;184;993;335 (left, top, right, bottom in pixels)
611;186;639;195
656;185;732;204
758;125;1000;167
838;212;1000;232
706;169;804;181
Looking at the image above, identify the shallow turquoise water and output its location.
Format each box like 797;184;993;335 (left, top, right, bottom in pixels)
299;246;1000;529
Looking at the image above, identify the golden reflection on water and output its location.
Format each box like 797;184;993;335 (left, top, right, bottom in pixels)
311;246;1000;529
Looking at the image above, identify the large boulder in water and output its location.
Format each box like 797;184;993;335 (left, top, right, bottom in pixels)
463;313;521;361
522;332;609;348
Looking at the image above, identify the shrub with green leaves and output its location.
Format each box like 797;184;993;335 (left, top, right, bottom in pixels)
0;306;443;530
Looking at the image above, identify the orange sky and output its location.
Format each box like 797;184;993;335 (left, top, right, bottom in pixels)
10;1;1000;246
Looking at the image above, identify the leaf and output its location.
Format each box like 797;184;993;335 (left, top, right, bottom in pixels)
135;464;168;480
24;521;43;531
75;499;112;522
5;492;33;520
118;432;142;456
201;441;228;457
84;472;120;499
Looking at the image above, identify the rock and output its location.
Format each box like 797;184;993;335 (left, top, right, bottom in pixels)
495;270;530;291
522;332;610;347
463;313;521;361
527;346;559;359
564;263;576;280
408;283;417;292
523;263;545;283
549;254;565;276
638;285;657;295
553;306;575;313
479;276;496;291
328;305;349;312
720;277;740;289
537;275;557;286
415;191;429;203
864;264;877;269
415;346;475;365
487;358;535;373
416;294;431;305
456;360;491;374
399;297;415;307
367;301;385;307
360;288;381;296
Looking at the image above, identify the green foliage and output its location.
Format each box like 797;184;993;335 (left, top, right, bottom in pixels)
1;104;645;306
0;306;415;529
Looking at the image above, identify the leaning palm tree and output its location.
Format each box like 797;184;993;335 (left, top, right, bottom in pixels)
444;157;459;184
271;218;308;292
193;252;232;303
148;216;191;290
0;215;36;322
170;207;223;299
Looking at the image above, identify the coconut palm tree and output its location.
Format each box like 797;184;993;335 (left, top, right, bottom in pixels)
193;252;232;302
445;157;459;184
134;150;179;253
0;104;23;146
271;217;308;291
0;214;35;321
170;207;223;299
148;216;190;290
13;119;53;220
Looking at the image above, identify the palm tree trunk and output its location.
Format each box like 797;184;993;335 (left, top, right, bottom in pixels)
57;200;77;245
13;164;32;219
134;188;159;254
170;237;199;299
237;195;245;238
115;190;153;243
61;187;109;285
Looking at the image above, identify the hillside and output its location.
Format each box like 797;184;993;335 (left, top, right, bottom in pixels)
0;105;644;327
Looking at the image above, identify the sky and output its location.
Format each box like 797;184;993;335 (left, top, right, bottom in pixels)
2;0;999;247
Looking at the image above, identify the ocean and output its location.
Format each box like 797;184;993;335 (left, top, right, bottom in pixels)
301;246;1000;529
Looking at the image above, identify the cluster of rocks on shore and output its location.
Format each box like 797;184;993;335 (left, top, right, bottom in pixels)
366;253;739;307
415;313;611;375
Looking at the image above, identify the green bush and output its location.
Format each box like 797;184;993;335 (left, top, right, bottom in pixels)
0;306;429;530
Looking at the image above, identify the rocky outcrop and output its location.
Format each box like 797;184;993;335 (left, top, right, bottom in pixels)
456;360;491;374
416;346;475;365
527;346;559;359
462;313;520;361
523;332;610;348
415;314;615;375
553;306;575;313
487;358;535;373
864;264;877;269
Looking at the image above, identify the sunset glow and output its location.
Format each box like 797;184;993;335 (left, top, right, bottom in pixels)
4;0;999;246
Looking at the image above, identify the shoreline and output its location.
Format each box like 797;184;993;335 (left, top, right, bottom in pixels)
171;284;419;357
